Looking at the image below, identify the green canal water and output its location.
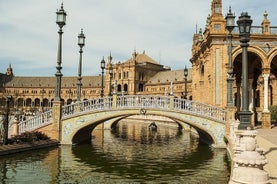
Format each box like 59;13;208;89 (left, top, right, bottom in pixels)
0;121;231;183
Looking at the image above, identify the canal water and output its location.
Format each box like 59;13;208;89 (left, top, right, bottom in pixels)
0;121;231;184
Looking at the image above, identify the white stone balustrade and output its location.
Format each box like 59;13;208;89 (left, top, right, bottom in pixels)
18;110;52;134
16;95;226;135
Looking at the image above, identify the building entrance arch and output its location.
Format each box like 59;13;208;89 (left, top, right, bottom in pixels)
233;51;263;126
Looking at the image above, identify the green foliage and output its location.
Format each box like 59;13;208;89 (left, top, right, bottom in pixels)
270;105;277;122
33;131;50;141
9;131;50;144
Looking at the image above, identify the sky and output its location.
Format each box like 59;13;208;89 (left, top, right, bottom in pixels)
1;0;277;77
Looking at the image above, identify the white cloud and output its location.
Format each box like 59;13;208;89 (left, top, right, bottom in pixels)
0;0;276;76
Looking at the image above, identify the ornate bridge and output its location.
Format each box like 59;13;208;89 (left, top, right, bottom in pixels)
17;95;227;147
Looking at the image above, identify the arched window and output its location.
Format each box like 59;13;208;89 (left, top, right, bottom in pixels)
26;98;32;107
67;99;73;105
139;84;144;92
124;84;128;92
18;98;24;107
34;98;40;107
118;84;122;92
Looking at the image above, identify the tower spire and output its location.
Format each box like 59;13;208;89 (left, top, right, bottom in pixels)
6;63;13;76
211;0;222;16
107;51;113;64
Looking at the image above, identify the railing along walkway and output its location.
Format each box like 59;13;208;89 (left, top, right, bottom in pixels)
18;95;226;134
18;110;52;134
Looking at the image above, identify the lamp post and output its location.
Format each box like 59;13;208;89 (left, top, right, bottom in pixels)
54;3;67;102
237;12;253;130
109;66;113;96
225;6;236;107
100;57;106;98
184;65;188;99
77;29;85;102
3;96;12;145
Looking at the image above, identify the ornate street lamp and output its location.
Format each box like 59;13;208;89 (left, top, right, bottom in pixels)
184;65;188;99
3;96;12;145
77;29;85;102
237;12;253;130
54;3;67;101
100;57;106;98
109;66;113;96
225;6;236;106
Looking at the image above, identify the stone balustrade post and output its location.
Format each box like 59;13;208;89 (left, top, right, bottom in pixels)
12;117;19;136
229;129;269;184
225;106;237;136
112;93;117;109
169;95;175;110
52;100;62;141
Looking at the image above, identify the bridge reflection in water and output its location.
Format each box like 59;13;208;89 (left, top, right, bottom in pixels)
0;120;230;183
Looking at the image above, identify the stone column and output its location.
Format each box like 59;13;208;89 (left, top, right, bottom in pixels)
263;74;270;112
248;79;253;112
261;74;271;129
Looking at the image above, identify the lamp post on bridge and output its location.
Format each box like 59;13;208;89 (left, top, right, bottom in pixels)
237;12;253;130
100;57;106;98
225;6;236;107
184;65;188;99
52;3;67;141
54;3;67;102
77;29;85;102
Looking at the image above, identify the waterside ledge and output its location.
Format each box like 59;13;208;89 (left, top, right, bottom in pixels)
0;139;60;156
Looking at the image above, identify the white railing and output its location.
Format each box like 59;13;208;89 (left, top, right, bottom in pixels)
173;98;226;122
62;96;113;119
17;95;226;133
116;95;171;109
61;95;226;122
18;110;52;134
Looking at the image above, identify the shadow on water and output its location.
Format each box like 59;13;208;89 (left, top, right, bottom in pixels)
72;142;214;179
71;122;228;182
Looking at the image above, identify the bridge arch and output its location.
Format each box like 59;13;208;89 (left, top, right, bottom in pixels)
62;108;225;148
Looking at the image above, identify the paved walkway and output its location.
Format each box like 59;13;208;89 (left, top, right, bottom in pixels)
256;127;277;184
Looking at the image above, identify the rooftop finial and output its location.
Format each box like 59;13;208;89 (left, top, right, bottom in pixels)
108;51;113;64
228;6;232;14
132;48;137;61
264;11;268;20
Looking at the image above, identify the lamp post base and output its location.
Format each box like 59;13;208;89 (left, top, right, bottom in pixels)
238;111;253;130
